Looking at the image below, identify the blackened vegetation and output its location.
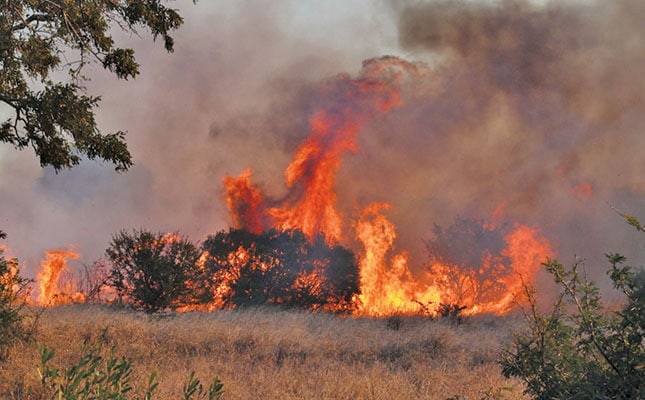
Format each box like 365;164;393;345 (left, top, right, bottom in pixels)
201;229;359;312
104;228;359;313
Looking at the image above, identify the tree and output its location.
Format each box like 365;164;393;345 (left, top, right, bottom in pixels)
106;230;205;312
0;231;32;360
500;214;644;399
0;1;195;171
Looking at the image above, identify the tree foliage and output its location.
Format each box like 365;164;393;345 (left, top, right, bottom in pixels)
500;216;644;399
106;230;205;312
0;0;194;171
201;229;360;312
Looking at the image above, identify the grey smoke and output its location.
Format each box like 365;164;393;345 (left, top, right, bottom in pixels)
1;0;642;296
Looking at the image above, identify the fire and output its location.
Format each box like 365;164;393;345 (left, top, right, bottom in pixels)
18;56;555;316
220;55;555;317
224;56;422;243
224;169;266;234
268;110;355;243
354;205;553;317
0;244;25;297
37;248;81;306
354;203;440;316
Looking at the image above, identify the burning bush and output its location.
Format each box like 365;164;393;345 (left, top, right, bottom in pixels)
424;216;553;315
0;231;31;360
200;228;359;312
425;217;511;309
106;230;207;313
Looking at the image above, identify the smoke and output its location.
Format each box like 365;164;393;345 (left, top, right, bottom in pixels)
338;0;645;278
1;0;643;293
0;1;395;275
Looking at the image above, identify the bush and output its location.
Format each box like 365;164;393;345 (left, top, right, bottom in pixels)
500;214;644;399
0;231;31;360
106;230;207;313
38;345;223;399
425;217;512;308
201;228;359;311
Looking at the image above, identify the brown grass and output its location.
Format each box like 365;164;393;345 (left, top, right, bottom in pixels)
0;305;529;399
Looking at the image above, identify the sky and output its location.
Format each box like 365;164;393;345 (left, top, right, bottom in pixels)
1;0;643;286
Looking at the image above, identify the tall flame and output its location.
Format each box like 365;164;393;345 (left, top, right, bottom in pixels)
224;169;266;234
37;248;80;306
224;56;421;242
355;203;441;316
220;55;555;317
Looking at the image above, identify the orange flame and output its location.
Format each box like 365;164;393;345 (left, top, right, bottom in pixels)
354;203;440;316
224;169;266;234
355;206;553;316
37;248;80;306
224;56;421;243
220;56;554;317
0;244;26;298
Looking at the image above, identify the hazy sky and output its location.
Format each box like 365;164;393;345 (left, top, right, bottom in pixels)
1;0;643;284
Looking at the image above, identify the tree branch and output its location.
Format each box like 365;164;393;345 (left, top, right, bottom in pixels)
553;265;623;378
12;14;53;32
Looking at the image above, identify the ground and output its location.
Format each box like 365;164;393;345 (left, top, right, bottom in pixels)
1;305;530;399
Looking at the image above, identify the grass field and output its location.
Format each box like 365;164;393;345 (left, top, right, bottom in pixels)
0;305;530;399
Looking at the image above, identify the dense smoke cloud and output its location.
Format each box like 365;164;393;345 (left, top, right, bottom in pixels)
338;0;644;276
1;0;642;291
0;1;394;273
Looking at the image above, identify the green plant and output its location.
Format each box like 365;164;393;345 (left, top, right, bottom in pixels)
38;345;156;400
0;231;32;360
182;371;223;400
500;214;644;399
1;1;195;171
38;345;223;400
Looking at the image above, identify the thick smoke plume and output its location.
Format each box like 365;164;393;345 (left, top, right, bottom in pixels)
361;0;645;276
0;2;390;274
1;0;643;295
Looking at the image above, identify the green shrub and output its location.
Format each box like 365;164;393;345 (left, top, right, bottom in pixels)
500;213;644;399
182;371;224;400
38;345;223;400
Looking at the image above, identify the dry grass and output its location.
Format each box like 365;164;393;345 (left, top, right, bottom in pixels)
0;305;529;399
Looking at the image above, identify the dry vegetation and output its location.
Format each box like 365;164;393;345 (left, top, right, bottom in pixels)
1;305;529;399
